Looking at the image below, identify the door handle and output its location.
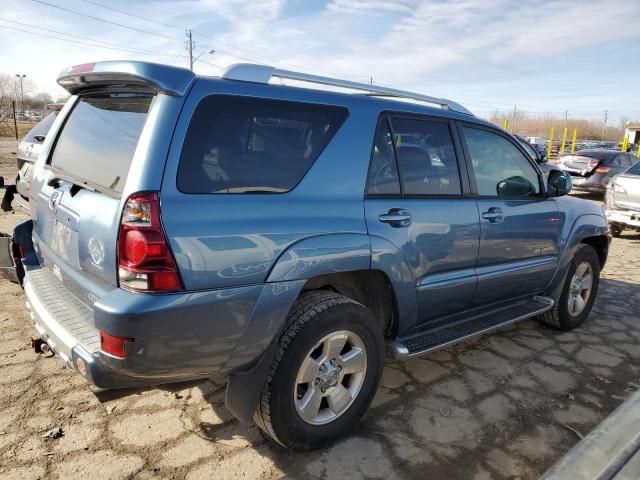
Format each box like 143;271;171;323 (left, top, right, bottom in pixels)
379;209;412;227
482;208;504;223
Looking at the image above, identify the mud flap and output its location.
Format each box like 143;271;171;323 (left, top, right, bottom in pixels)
225;341;277;425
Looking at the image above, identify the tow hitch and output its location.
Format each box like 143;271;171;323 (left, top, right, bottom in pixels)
32;338;52;355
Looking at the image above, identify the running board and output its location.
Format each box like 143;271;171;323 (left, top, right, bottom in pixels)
387;296;554;361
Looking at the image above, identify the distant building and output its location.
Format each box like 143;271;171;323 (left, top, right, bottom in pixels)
625;123;640;145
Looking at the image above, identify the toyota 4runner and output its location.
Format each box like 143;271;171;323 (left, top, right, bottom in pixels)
10;61;609;450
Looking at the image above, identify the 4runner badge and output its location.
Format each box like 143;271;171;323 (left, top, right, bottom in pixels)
88;235;105;267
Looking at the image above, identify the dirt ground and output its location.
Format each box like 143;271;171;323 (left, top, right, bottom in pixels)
1;137;639;480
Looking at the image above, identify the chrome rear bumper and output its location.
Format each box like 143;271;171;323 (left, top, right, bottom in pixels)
24;265;100;368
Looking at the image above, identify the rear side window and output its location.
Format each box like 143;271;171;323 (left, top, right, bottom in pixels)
23;112;58;143
177;96;348;194
50;94;153;194
391;118;461;195
366;119;400;195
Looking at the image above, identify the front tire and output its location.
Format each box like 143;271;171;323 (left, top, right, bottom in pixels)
254;291;384;450
538;244;600;330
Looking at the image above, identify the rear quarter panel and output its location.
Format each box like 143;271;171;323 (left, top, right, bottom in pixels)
160;78;377;291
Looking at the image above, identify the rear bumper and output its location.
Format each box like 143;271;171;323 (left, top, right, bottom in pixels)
23;258;305;390
606;208;640;228
23;262;268;388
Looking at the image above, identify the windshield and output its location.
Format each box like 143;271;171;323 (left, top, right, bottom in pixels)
515;137;538;162
49;93;153;194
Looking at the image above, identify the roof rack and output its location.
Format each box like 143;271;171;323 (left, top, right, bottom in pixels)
221;63;473;116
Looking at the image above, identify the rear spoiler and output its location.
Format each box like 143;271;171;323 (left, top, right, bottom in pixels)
57;61;196;96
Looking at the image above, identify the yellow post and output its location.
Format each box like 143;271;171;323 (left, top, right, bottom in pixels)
571;128;577;154
502;119;508;130
560;127;568;155
637;142;640;157
621;134;628;152
548;127;555;160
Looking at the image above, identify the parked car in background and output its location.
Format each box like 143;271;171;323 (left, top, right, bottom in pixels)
515;135;560;177
605;161;640;236
15;103;65;208
8;61;609;450
558;149;639;195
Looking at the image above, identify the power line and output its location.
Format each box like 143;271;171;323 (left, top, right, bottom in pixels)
75;0;348;76
0;23;186;58
31;0;182;41
0;18;185;57
77;0;184;30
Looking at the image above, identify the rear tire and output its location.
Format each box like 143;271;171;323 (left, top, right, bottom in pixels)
537;244;600;331
609;223;623;238
254;291;384;450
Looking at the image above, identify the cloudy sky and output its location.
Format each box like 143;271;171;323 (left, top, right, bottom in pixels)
1;0;638;122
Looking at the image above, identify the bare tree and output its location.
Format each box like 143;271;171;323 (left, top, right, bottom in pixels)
0;73;18;124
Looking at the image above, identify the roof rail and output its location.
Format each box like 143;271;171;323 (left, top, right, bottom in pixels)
221;63;473;116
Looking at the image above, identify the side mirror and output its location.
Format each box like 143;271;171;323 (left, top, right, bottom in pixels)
497;176;536;198
547;170;572;197
538;149;548;163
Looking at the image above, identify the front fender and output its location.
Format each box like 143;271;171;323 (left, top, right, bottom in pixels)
545;212;608;302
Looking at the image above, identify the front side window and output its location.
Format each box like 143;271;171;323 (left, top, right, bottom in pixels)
391;118;461;195
177;96;348;194
463;127;541;198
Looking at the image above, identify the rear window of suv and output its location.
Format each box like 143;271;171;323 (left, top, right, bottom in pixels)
24;112;58;143
50;93;153;194
177;95;348;194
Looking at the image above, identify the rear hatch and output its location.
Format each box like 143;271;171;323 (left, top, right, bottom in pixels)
32;93;154;305
561;154;601;177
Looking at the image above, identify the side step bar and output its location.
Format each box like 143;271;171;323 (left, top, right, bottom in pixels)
387;296;554;361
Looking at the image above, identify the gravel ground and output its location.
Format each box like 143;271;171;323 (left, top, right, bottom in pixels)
1;137;639;480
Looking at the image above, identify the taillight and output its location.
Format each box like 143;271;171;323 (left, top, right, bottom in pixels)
587;160;600;170
595;166;610;174
117;192;182;293
100;331;133;358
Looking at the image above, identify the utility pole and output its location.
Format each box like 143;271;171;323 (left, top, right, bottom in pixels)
186;29;194;71
15;74;26;119
564;110;568;129
602;110;608;141
370;77;373;85
512;105;517;132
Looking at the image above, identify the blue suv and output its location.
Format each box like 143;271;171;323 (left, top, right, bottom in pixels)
12;61;609;450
